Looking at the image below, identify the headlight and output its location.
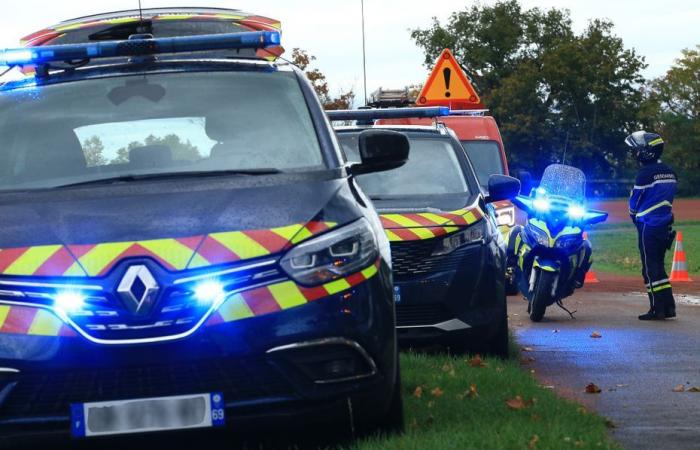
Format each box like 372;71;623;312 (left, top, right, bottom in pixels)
432;222;485;256
495;206;516;227
280;218;378;285
555;234;583;249
567;204;586;220
533;198;550;212
527;225;550;247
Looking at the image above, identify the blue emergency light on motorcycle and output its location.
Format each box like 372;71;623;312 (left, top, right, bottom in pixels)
327;107;450;122
0;31;281;67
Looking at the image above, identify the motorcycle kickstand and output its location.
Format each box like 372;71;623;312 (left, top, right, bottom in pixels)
556;300;577;319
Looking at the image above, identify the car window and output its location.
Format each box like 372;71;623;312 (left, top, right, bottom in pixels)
460;140;505;189
0;70;324;191
339;133;470;196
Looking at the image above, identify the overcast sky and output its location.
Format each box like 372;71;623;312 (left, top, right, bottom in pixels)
2;1;698;99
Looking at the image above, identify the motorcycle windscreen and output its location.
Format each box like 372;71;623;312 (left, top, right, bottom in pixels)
539;164;586;204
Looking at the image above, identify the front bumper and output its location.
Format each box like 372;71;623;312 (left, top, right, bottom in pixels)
0;266;397;441
392;239;506;344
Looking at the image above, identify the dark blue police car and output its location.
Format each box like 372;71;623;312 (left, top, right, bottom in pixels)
0;29;407;442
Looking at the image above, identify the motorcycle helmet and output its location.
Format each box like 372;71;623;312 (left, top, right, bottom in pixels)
625;131;664;163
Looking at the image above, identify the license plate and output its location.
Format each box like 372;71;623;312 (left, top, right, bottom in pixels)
71;392;225;438
393;286;401;304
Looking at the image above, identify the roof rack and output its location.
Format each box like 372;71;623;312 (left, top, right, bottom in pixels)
327;107;449;122
449;109;489;116
1;31;280;71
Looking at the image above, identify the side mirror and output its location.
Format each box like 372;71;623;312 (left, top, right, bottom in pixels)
514;170;533;196
487;174;520;203
351;130;410;175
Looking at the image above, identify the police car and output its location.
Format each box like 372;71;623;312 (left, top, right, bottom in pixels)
0;25;407;442
332;108;520;356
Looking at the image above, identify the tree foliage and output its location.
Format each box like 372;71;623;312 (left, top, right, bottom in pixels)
292;48;354;110
412;1;649;188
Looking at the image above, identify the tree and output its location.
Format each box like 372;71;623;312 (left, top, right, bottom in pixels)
291;48;354;110
82;136;107;167
412;1;648;189
649;46;700;194
111;134;201;164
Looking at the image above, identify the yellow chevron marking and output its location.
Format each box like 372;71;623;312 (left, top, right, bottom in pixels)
443;227;460;234
417;213;449;225
385;230;402;242
79;242;134;276
210;232;270;260
324;278;352;295
63;262;87;277
410;227;437;240
3;245;62;275
105;17;139;24
382;214;421;227
139;239;194;270
268;281;308;309
271;224;304;241
361;264;379;279
156;14;196;20
0;305;9;329
218;294;255;321
215;14;246;20
187;253;211;269
28;309;63;336
290;227;314;245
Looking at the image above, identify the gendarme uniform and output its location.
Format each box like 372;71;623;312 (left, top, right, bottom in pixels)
626;131;677;320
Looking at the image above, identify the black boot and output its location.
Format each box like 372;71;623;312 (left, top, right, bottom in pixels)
639;296;666;321
665;296;677;319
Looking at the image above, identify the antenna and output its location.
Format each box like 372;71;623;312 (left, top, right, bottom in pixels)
360;0;368;106
138;0;144;23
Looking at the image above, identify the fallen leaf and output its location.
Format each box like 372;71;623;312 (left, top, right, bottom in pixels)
468;354;487;368
413;386;423;398
590;331;602;338
673;385;685;392
427;400;435;408
468;383;478;398
506;395;526;410
522;347;534;352
529;434;540;449
688;387;700;392
585;383;602;394
430;387;444;398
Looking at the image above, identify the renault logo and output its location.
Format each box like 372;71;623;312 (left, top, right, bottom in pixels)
117;265;159;316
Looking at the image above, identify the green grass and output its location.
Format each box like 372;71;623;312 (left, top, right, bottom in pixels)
346;348;617;450
587;221;700;276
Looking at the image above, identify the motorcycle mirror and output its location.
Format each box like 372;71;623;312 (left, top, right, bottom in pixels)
486;175;520;203
513;170;533;196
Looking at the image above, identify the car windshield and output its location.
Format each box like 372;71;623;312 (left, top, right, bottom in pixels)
0;70;323;191
460;140;504;190
338;133;470;197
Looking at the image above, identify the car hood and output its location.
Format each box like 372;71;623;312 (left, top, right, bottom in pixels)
0;175;358;277
372;194;484;242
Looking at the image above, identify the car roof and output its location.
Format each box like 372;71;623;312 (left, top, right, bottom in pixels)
334;124;448;135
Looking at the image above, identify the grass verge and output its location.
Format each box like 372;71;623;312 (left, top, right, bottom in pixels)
587;221;700;276
346;348;618;450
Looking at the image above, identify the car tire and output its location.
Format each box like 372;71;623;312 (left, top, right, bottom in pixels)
485;307;509;358
376;359;404;435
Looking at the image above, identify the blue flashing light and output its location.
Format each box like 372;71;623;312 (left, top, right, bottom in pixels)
533;198;551;212
194;281;225;305
0;31;280;68
568;204;586;220
54;291;85;312
327;107;450;122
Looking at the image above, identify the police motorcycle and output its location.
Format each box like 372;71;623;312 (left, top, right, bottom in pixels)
509;164;608;321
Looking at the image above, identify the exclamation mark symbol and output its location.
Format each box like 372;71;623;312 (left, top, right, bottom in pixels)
443;68;452;98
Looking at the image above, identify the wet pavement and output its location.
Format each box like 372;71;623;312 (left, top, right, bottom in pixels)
509;289;700;450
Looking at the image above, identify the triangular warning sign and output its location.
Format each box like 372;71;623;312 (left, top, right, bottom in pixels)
417;49;483;109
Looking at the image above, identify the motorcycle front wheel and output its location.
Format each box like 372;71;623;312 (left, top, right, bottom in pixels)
529;270;557;322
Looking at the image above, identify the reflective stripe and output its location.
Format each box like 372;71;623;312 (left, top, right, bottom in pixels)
649;138;664;146
650;278;670;287
648;283;672;293
636;201;672;218
268;281;307;309
633;179;677;190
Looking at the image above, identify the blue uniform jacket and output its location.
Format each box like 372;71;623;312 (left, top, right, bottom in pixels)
629;161;677;227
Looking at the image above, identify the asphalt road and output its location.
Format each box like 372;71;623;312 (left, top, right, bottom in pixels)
509;287;700;450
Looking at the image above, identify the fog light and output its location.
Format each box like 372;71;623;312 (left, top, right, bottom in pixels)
194;281;224;304
54;292;85;312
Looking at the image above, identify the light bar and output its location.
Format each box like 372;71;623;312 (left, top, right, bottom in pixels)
0;31;280;67
327;107;449;122
449;109;489;116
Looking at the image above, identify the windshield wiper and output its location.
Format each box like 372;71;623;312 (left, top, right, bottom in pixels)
55;169;283;189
